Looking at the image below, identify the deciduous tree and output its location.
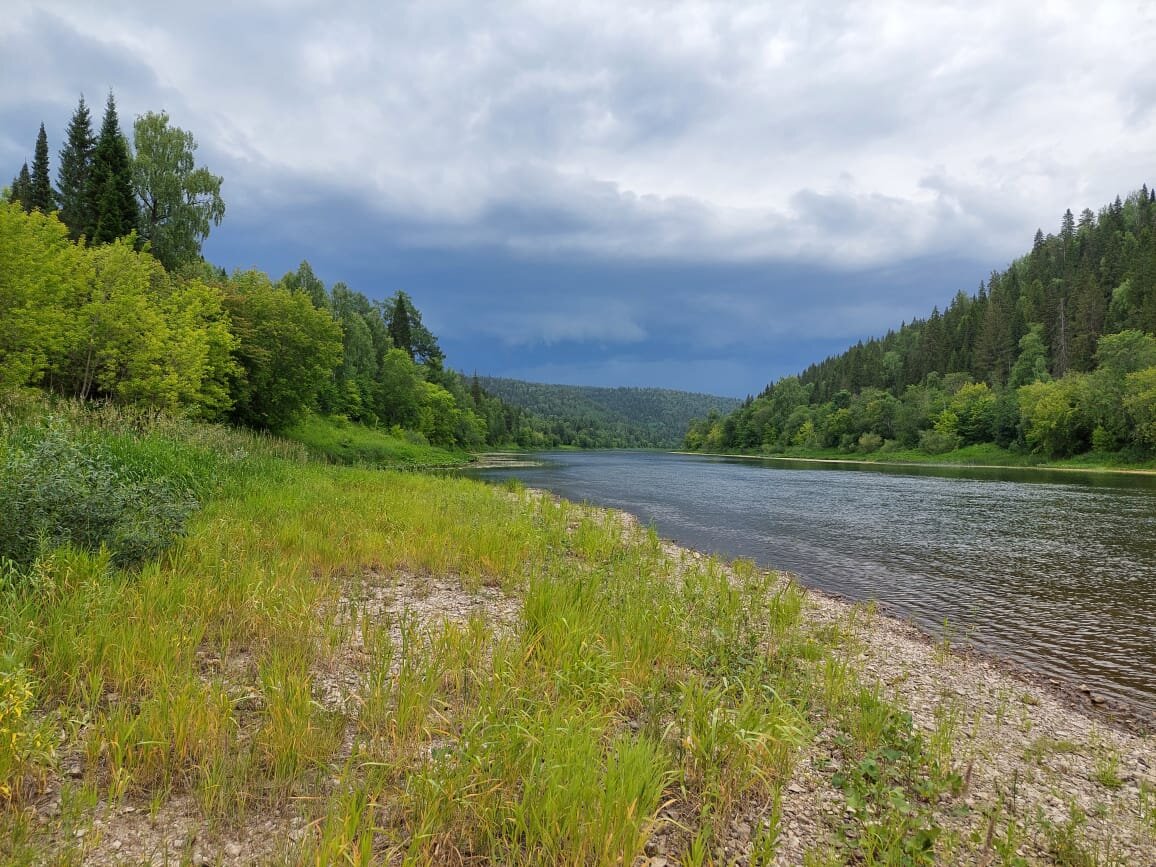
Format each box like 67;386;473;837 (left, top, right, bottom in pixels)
132;111;225;271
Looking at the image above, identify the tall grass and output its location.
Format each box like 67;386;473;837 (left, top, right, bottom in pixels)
1;397;987;863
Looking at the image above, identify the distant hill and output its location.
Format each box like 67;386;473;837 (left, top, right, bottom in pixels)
474;376;742;448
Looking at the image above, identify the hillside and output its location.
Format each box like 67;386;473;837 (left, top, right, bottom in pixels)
687;185;1156;463
476;376;742;448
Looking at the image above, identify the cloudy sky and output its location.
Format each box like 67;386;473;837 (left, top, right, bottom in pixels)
3;1;1154;396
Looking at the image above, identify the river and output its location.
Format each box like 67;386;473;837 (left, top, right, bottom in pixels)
469;450;1156;720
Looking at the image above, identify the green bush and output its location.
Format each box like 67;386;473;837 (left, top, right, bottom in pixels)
918;428;961;455
0;424;197;570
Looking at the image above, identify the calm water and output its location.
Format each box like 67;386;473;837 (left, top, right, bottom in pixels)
471;451;1156;719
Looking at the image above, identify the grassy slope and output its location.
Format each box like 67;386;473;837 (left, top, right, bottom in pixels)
2;411;1152;863
282;413;471;468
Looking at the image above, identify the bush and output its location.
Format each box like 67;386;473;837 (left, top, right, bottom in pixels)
0;424;197;570
857;433;883;453
918;428;961;455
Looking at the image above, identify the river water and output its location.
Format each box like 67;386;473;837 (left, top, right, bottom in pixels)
469;450;1156;719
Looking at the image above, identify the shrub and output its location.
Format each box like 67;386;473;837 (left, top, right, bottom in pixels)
0;423;197;570
857;433;883;453
918;428;961;455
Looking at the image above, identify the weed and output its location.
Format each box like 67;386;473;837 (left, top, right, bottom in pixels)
1025;736;1080;764
1094;749;1124;790
1040;803;1095;867
1139;780;1156;834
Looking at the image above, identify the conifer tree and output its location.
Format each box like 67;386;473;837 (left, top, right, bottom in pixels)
387;292;413;358
84;92;138;244
57;95;97;239
29;123;56;212
8;163;32;211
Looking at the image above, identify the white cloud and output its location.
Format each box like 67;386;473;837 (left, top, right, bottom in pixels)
3;0;1154;266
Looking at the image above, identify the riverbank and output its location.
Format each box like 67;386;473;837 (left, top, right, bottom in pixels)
3;437;1153;863
676;444;1156;478
612;503;1156;865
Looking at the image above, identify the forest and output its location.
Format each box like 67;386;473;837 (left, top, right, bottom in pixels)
1;93;555;455
476;376;740;448
685;185;1156;462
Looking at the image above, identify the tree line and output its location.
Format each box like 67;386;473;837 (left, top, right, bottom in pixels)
1;96;549;450
685;185;1156;459
477;376;741;448
8;93;224;272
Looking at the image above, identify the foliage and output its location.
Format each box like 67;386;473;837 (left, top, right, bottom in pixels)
0;418;197;570
56;95;97;240
132;111;225;271
0;204;82;390
0;661;55;803
223;270;344;430
6;163;31;211
0;206;238;414
84;93;138;244
383;290;442;364
28;124;56;213
479;375;741;448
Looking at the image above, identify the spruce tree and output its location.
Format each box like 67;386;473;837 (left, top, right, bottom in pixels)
388;293;413;358
57;95;97;239
84;92;138;244
29;123;56;212
8;163;32;211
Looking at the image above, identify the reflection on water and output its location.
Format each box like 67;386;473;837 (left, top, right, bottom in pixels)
469;451;1156;718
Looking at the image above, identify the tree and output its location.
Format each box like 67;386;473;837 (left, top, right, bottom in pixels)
1017;376;1092;457
1008;325;1051;388
1124;367;1156;451
386;292;413;358
0;203;82;389
84;92;138;244
29;123;56;212
222;271;343;430
384;291;442;364
50;237;236;410
280;260;328;310
8;163;32;211
132;111;225;271
57;95;97;239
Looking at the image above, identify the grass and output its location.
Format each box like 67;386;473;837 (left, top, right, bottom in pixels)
283;412;471;468
0;399;1149;863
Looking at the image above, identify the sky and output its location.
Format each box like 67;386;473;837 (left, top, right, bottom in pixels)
3;1;1154;397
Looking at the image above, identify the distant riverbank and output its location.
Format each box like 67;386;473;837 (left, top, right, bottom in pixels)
677;442;1156;477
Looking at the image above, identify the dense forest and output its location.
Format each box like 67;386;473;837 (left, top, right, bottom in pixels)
1;93;563;452
685;185;1156;462
476;376;741;448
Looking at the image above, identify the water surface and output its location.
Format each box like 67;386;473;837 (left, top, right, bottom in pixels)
471;451;1156;719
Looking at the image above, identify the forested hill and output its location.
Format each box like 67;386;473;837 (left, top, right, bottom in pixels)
475;377;742;448
686;185;1156;460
